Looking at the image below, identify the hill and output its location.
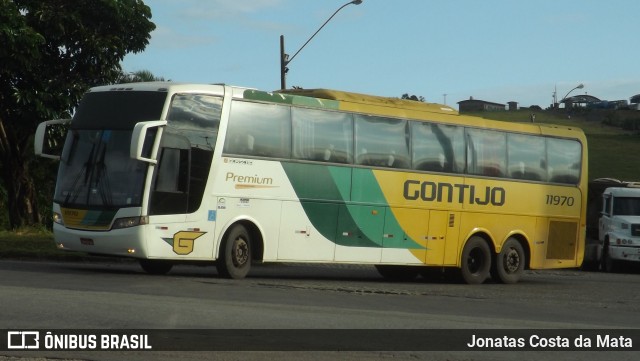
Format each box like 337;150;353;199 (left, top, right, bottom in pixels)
468;109;640;181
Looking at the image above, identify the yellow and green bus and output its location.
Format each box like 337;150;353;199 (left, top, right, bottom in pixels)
34;83;587;284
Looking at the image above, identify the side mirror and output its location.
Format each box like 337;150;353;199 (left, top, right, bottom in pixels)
130;120;167;164
34;119;71;160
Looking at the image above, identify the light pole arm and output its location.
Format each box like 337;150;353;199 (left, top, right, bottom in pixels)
287;1;355;66
279;0;362;90
560;84;584;103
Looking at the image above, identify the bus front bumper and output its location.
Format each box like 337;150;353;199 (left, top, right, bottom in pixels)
53;223;149;259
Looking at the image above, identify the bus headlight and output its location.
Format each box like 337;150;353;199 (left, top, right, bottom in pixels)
53;212;64;225
112;216;148;230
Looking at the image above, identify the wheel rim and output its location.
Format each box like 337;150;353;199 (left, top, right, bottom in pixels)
503;247;520;273
467;248;485;274
232;237;249;267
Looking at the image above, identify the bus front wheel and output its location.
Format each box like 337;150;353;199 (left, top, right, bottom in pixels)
460;236;491;284
491;238;525;284
217;224;252;279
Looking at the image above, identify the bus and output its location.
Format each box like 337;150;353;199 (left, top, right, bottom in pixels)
34;83;587;284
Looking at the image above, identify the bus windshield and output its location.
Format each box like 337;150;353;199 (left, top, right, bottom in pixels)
54;129;149;208
53;91;167;208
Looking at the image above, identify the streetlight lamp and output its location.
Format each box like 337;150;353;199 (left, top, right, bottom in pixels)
560;83;585;107
280;0;363;90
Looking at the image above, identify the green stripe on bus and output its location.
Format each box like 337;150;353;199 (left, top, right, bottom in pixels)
243;90;340;109
282;162;424;249
82;210;117;227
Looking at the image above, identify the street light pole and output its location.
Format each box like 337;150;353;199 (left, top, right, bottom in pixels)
280;0;363;90
280;35;287;90
560;83;585;107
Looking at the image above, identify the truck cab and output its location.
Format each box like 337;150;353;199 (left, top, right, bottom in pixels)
599;187;640;271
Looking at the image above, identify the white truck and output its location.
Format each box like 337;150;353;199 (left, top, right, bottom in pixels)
598;186;640;271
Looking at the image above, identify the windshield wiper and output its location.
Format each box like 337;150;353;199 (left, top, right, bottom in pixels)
63;130;113;207
64;141;95;206
94;140;113;206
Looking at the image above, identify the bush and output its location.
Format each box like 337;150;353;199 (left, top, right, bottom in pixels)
622;118;640;131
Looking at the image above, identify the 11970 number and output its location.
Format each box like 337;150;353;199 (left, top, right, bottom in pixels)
545;195;575;206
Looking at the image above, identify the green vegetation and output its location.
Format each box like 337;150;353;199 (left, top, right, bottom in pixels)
0;229;114;261
0;229;59;259
1;0;155;229
470;109;640;181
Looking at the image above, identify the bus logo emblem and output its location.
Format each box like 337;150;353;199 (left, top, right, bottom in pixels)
163;231;206;255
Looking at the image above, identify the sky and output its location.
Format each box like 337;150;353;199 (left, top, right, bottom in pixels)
122;0;640;109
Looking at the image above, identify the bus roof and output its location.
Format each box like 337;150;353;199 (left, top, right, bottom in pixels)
85;83;585;140
279;88;458;115
89;82;229;96
275;89;584;139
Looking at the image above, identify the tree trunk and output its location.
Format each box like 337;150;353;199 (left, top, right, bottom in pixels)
2;159;41;229
0;120;41;229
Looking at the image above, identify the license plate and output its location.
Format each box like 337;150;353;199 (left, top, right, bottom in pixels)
80;238;94;246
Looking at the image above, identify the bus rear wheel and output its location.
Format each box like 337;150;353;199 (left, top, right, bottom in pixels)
460;236;491;284
491;238;525;284
217;224;251;279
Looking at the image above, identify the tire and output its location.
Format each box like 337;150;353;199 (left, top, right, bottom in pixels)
375;265;419;281
600;245;618;273
139;259;173;275
491;238;525;284
216;224;252;279
580;258;599;272
460;236;491;284
580;242;600;271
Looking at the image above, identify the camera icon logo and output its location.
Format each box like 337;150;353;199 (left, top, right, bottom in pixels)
7;331;40;349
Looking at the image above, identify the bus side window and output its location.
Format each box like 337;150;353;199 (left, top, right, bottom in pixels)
547;138;581;184
466;128;506;178
226;134;255;155
165;93;221;214
507;133;546;182
412;122;464;173
155;147;189;193
354;115;410;169
149;132;190;215
292;107;353;164
225;101;291;159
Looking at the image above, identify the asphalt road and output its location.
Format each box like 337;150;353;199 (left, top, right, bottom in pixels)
1;259;639;361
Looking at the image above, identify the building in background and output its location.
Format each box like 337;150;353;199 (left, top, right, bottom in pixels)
457;97;505;112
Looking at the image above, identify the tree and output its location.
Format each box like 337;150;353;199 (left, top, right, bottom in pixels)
116;69;166;83
0;0;155;229
401;93;425;102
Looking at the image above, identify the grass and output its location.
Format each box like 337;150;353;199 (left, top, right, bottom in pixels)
587;133;640;181
0;229;96;261
0;229;57;258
